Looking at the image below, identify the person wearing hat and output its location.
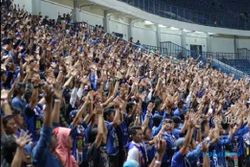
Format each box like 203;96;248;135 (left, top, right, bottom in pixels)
171;118;194;167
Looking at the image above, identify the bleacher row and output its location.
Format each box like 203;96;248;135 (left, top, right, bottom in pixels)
220;59;250;75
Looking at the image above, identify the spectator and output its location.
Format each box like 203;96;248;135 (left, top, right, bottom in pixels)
127;126;147;166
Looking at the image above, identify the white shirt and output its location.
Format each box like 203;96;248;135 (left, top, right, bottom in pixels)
127;141;147;166
127;141;141;164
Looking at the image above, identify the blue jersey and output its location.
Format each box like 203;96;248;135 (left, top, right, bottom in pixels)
24;104;43;142
119;121;129;148
171;151;185;167
105;121;119;156
162;132;177;166
233;125;250;157
70;123;88;164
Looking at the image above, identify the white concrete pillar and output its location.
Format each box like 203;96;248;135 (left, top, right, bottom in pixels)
156;25;161;48
234;36;239;55
181;31;186;49
206;34;211;53
73;0;80;22
103;10;109;32
128;18;133;39
32;0;41;16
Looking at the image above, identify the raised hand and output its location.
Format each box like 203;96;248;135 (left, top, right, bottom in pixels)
147;102;155;113
53;82;63;100
44;83;53;104
155;137;167;156
14;130;32;148
201;142;209;153
95;102;103;115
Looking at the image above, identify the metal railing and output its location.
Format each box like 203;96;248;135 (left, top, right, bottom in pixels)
118;0;250;30
237;48;250;60
159;41;250;78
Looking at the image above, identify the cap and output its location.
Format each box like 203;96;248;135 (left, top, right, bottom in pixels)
69;110;78;119
175;137;185;148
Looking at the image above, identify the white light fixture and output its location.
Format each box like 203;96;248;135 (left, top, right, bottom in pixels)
158;24;166;28
208;32;215;35
195;31;204;34
183;29;192;33
144;20;154;25
170;27;179;30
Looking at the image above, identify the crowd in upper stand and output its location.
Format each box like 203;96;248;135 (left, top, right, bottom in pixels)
1;1;250;167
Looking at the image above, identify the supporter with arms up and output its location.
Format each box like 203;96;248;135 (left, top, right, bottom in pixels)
171;114;194;167
31;84;63;167
87;102;108;167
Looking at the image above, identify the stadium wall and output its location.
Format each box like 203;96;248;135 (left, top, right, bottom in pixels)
13;0;250;53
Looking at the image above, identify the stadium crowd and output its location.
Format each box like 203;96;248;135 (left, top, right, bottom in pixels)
1;1;250;167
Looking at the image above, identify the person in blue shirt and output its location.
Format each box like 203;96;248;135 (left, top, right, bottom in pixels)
119;119;129;149
161;118;180;167
68;100;89;167
31;85;62;167
22;86;44;142
208;131;235;167
11;82;26;114
104;107;122;167
242;131;250;166
89;66;97;91
173;99;187;117
171;119;194;167
142;127;155;164
233;122;250;167
23;103;43;142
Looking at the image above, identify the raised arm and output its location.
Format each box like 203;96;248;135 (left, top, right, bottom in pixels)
51;84;63;125
95;103;107;147
112;101;122;126
142;102;154;132
179;118;194;155
149;138;166;167
63;76;74;89
102;81;119;107
43;85;53;127
11;130;32;167
29;87;39;109
32;85;53;165
71;97;90;128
